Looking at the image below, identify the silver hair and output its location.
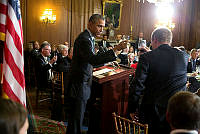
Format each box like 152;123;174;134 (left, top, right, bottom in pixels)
151;27;172;44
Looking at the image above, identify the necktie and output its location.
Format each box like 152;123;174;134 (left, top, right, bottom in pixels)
193;60;196;71
103;41;106;48
91;37;95;53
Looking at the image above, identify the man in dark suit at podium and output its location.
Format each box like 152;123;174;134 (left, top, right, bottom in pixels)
65;14;128;134
128;27;188;134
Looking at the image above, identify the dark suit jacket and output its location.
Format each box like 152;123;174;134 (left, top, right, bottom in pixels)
98;40;112;53
35;54;52;89
128;44;188;131
132;37;141;51
56;56;71;73
187;59;200;73
66;29;116;101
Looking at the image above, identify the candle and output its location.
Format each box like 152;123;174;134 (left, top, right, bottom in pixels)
131;25;132;32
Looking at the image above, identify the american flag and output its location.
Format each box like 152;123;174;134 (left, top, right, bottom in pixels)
0;0;26;106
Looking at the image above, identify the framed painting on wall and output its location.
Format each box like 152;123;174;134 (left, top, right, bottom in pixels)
103;0;123;30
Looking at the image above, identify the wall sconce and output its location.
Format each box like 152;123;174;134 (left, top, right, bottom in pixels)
40;9;56;24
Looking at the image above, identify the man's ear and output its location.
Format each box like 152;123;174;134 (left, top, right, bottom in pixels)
87;22;91;29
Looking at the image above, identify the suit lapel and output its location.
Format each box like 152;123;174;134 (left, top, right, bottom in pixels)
86;30;95;54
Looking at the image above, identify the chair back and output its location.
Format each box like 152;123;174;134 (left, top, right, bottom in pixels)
112;112;148;134
52;71;64;104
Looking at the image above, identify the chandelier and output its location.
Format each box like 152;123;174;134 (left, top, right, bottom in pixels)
136;0;183;4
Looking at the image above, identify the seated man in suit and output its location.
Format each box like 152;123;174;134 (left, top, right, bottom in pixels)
35;41;57;91
167;91;200;134
98;34;112;53
187;48;200;73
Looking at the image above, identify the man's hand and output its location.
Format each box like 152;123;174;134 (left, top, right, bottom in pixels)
49;56;57;65
113;40;129;52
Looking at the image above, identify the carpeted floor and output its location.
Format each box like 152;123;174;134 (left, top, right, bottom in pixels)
26;87;88;134
27;87;52;119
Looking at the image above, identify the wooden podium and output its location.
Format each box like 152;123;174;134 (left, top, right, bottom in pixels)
88;65;133;134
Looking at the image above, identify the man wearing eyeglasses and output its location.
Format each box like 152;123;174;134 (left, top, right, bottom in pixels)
35;41;57;93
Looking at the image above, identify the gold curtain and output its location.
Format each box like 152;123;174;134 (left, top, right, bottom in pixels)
21;0;200;49
70;0;102;45
119;0;200;49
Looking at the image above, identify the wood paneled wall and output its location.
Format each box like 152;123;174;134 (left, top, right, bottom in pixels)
118;0;200;49
21;0;200;50
22;0;72;46
22;0;101;47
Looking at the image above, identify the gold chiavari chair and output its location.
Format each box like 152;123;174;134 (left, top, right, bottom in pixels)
112;112;148;134
51;71;66;121
52;71;64;104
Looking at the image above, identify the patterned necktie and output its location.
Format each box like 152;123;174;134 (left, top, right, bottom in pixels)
193;59;196;71
91;37;95;53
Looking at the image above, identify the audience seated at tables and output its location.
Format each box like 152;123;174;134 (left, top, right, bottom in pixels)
0;98;29;134
35;41;57;91
167;91;200;134
187;48;200;73
179;48;200;93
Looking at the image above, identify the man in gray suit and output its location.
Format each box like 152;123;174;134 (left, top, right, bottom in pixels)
128;27;189;134
65;14;128;134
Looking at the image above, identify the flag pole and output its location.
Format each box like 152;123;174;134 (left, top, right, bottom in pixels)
0;41;3;97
